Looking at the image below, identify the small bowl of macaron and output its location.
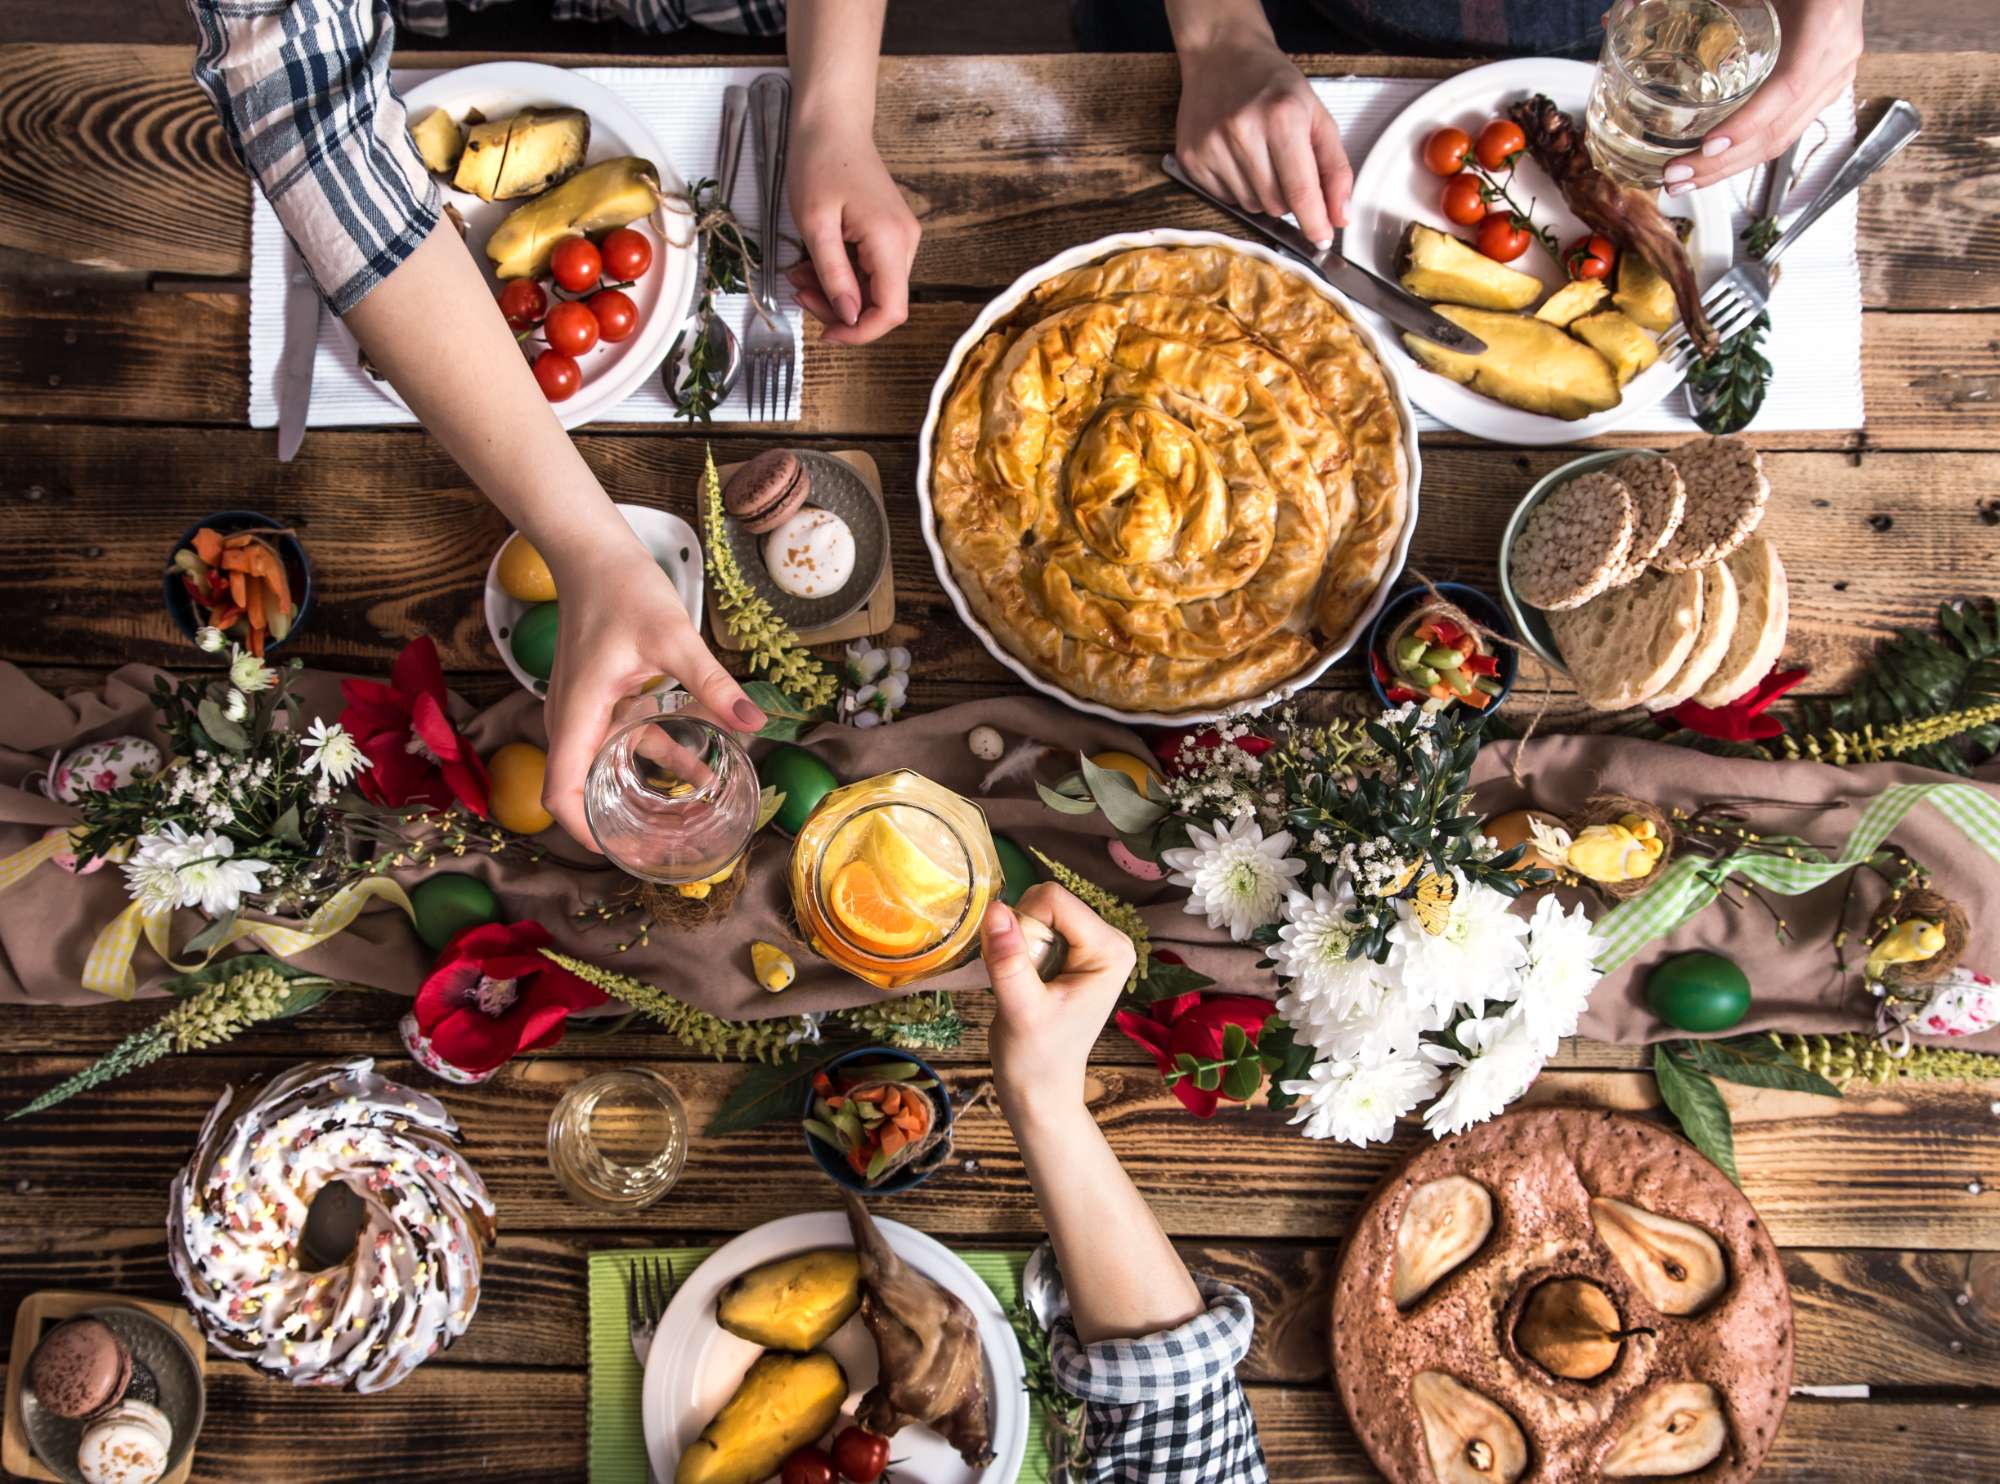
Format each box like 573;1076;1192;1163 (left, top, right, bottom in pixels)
21;1309;205;1484
718;449;887;630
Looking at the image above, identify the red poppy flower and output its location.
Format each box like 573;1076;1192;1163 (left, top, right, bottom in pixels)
339;637;491;815
1148;727;1274;778
1660;666;1808;744
1115;992;1275;1117
408;921;606;1079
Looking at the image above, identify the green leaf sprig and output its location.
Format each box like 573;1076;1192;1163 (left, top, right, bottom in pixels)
669;177;760;423
1652;1033;1846;1184
1686;310;1772;435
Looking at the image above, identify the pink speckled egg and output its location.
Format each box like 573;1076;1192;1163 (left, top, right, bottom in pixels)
1107;839;1164;881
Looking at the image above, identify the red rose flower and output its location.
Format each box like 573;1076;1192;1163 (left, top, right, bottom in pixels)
1115;992;1275;1117
339;637;491;815
409;921;606;1078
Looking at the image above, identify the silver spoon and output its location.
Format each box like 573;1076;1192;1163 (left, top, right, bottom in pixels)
664;86;751;413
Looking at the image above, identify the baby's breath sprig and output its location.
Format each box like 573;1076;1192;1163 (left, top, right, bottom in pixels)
542;949;808;1062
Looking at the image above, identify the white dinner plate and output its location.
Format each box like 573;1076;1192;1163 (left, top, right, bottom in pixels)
643;1211;1029;1484
380;61;698;429
1345;57;1729;445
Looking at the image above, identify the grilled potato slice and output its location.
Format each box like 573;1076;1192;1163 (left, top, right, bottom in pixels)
1404;305;1621;420
1399;224;1542;311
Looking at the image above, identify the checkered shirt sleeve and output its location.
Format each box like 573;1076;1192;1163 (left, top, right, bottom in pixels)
395;0;787;38
188;0;442;315
1050;1270;1270;1483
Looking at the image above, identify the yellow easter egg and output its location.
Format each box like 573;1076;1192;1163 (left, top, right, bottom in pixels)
496;533;558;603
488;742;554;835
1089;750;1159;797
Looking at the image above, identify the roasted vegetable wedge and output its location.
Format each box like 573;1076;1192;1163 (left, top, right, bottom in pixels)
715;1248;862;1352
1570;309;1661;386
673;1352;848;1484
1613;247;1678;333
452;108;590;202
1404;306;1621;420
1534;278;1609;327
410;108;465;176
486;156;662;280
1399;224;1541;311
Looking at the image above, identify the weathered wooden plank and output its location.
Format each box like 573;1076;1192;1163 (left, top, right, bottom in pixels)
0;47;1992;309
7;288;1997;454
3;425;1996;702
2;1056;1995;1246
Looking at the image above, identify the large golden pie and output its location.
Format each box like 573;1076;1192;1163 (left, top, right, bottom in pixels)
929;243;1410;714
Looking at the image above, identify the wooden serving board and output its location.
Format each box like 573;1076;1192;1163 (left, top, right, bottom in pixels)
2;1289;206;1484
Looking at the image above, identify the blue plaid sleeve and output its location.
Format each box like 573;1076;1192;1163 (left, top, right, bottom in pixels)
189;0;441;314
1047;1261;1270;1484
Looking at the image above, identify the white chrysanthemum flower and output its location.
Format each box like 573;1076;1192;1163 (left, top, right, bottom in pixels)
1502;894;1606;1057
1160;816;1307;941
223;687;249;723
122;858;187;916
173;830;271;917
1283;983;1443;1065
1424;1013;1545;1138
297;718;371;787
229;645;276;694
1273;880;1391;1023
1281;1047;1451;1146
1388;872;1530;1021
195;625;228;654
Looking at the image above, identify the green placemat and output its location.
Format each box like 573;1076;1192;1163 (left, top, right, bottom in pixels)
588;1247;1050;1484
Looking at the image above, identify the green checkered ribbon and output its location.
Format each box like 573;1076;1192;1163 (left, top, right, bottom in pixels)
1592;782;2000;972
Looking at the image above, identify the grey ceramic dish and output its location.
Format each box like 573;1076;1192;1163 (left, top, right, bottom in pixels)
23;1306;205;1484
723;449;888;632
1498;447;1661;671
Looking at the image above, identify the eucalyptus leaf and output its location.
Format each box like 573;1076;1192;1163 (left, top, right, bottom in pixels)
1222;1021;1249;1059
1221;1058;1263;1102
1654;1045;1740;1185
1681;1036;1843;1098
271;804;304;848
705;1042;851;1136
1035;781;1102;816
743;680;824;742
755;786;787;833
1193;1062;1222;1092
197;699;249;752
1080;755;1169;834
1124;959;1215;1004
180;911;240;960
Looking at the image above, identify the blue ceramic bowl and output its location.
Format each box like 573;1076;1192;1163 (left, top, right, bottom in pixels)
803;1045;953;1196
163;510;314;652
1364;580;1518;712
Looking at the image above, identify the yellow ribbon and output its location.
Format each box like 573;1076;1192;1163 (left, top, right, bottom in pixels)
0;827;78;893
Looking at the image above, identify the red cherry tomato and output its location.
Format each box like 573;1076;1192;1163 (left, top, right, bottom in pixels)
1421;126;1471;176
587;288;638;343
497;279;546;331
780;1447;838;1484
1475;118;1527;171
549;236;603;294
531;349;580;402
1475;212;1532;263
831;1427;891;1484
543;300;600;357
598;226;653;282
1566;234;1618;281
1440;174;1487;227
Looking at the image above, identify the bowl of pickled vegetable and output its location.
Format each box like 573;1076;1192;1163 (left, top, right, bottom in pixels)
1364;582;1516;712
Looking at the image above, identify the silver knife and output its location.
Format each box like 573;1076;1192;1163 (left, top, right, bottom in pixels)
275;243;319;462
1160;153;1486;354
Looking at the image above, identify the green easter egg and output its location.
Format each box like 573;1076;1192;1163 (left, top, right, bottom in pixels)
993;832;1039;907
759;744;838;836
1646;951;1752;1032
511;602;560;681
410;873;501;952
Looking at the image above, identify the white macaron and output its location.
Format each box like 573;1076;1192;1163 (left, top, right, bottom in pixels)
77;1397;173;1484
761;507;856;600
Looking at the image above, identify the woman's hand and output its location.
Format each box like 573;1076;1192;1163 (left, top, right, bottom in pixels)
785;117;921;346
981;884;1137;1118
1662;0;1863;196
1172;25;1352;245
538;544;765;848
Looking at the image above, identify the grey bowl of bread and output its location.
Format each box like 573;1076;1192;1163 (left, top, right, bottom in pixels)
1500;435;1789;713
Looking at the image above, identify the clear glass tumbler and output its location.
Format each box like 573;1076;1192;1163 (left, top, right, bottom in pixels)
583;704;760;885
546;1067;688;1212
1586;0;1779;187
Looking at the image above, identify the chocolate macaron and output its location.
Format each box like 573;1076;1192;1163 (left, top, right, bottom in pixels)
28;1316;133;1420
723;449;812;535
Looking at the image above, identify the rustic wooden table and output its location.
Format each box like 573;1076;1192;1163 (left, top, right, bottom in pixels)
1;42;1997;1484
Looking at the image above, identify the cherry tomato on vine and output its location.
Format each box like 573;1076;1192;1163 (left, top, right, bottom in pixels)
598;226;653;281
497;279;546;331
1421;126;1471;176
831;1427;891;1484
544;300;601;357
779;1447;837;1484
531;349;580;401
1475;119;1527;171
1475;212;1532;263
549;236;603;294
1440;174;1487;227
1565;234;1618;281
586;288;638;343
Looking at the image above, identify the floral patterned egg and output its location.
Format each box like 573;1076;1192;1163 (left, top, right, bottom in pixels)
48;736;161;803
1912;967;1999;1039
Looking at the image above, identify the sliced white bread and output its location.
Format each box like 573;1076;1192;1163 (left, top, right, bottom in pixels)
1547;567;1704;711
1692;536;1789;706
1646;559;1740;710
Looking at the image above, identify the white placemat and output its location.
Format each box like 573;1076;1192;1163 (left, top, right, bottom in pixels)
248;65;803;429
1314;76;1863;434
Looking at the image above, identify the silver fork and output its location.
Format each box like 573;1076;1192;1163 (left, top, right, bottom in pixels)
745;72;796;421
1659;99;1922;369
626;1254;674;1484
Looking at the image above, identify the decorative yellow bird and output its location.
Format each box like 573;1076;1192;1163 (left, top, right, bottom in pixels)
1566;815;1666;885
1864;918;1946;982
751;940;797;992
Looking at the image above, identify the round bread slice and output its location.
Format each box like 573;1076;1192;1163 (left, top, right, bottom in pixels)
1512;472;1635;611
1646;558;1740;711
1547;567;1704;711
1612;455;1687;583
1692;536;1789;706
1655;435;1769;571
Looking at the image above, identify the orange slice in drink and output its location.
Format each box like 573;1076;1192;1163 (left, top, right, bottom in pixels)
828;859;934;957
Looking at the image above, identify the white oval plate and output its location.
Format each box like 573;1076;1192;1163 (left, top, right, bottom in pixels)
483;503;703;700
914;227;1422;727
642;1211;1029;1484
1345;57;1729;446
381;62;698;429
